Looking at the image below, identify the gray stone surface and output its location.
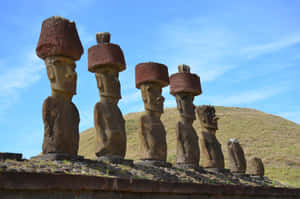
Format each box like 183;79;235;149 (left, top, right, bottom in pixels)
0;152;22;161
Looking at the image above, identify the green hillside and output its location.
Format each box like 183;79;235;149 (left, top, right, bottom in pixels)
79;106;300;187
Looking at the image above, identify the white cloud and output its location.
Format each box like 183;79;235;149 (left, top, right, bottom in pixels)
0;51;44;117
243;34;300;58
120;91;141;105
203;87;286;107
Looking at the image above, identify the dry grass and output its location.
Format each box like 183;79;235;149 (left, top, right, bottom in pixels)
79;106;300;187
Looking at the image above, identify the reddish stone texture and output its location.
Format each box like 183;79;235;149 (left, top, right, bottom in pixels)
0;172;299;198
36;16;83;61
88;43;126;72
135;62;169;88
170;72;202;96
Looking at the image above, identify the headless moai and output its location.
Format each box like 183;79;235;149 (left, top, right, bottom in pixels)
135;62;170;167
88;32;130;164
169;64;202;169
34;16;83;160
248;157;264;177
196;105;225;170
228;138;247;174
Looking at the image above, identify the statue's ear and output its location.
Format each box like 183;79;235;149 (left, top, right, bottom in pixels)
96;74;103;91
176;95;183;113
141;85;149;102
46;65;55;82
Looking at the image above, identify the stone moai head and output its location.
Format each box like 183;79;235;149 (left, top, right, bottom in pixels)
36;16;83;101
88;32;126;104
135;62;169;114
248;157;265;177
197;105;219;132
170;64;202;122
228;138;247;173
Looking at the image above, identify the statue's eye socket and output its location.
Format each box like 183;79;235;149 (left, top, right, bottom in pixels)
53;60;61;65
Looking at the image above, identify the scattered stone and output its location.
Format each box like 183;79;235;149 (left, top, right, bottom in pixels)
6;168;18;172
35;16;83;159
0;152;22;161
97;156;133;166
197;105;225;169
135;62;169;162
170;64;202;169
135;160;172;168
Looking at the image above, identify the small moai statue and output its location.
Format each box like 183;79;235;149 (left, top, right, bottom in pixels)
248;157;265;177
135;62;170;167
227;138;247;174
34;16;83;160
169;64;202;170
196;105;226;171
88;32;131;164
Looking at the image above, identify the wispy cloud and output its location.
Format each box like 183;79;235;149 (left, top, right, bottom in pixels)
0;51;44;118
202;87;286;107
243;34;300;59
156;18;240;82
120;91;141;105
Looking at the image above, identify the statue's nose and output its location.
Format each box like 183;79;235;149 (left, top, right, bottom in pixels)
65;71;77;80
157;96;165;103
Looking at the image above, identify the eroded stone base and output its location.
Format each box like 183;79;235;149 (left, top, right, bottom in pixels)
175;163;205;172
135;160;172;168
204;168;230;174
0;152;23;161
97;156;133;166
31;153;83;161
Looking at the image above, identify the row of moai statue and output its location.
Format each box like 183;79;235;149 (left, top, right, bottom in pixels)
33;16;264;176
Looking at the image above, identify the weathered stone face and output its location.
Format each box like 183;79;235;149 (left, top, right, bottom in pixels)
176;94;196;121
141;83;165;113
227;139;247;173
248;157;264;176
45;56;77;99
94;68;121;102
197;105;219;132
197;105;224;168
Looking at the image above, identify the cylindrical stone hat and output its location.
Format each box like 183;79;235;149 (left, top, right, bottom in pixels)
169;65;202;96
36;16;83;61
88;32;126;73
135;62;169;89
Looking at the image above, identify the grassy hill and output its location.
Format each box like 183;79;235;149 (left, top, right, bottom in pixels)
79;106;300;187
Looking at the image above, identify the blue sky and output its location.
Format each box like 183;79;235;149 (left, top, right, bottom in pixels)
0;0;299;158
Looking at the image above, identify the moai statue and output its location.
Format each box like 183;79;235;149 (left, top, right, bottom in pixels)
135;62;170;167
169;64;202;170
248;157;264;177
196;105;226;171
228;138;247;174
34;16;83;160
88;32;131;164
